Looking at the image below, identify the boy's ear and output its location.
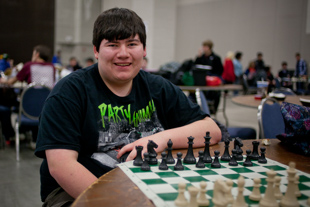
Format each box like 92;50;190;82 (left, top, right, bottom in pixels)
93;46;99;59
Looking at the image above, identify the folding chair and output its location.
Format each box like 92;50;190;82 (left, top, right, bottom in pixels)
257;97;285;139
15;83;51;161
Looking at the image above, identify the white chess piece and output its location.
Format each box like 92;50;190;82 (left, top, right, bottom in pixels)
225;179;234;204
307;197;310;206
259;170;279;207
232;176;248;207
188;186;199;207
274;176;283;200
197;181;209;206
212;179;230;207
249;177;262;201
280;162;299;207
175;182;188;207
294;174;301;197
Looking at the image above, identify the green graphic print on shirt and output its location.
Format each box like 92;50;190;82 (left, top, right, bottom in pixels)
91;99;164;168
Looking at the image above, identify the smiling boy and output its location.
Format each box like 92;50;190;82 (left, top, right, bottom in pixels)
35;8;221;206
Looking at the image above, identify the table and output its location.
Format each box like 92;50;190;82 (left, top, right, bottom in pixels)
178;84;243;126
71;139;310;207
231;94;310;108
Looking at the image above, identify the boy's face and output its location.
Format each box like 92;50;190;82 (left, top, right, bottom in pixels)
94;34;146;87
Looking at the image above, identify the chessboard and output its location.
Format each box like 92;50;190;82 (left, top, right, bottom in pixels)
118;157;310;207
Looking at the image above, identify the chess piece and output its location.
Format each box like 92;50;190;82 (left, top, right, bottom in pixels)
250;141;260;160
211;150;221;168
294;174;301;197
243;149;253;167
147;140;158;165
274;176;283;200
307;197;310;206
184;136;196;164
166;139;175;164
174;182;188;207
196;150;205;168
141;152;151;171
258;147;267;164
174;152;184;171
232;176;248;207
280;162;299;207
229;149;238;166
234;137;244;161
203;131;212;163
220;138;231;161
225;179;234;204
159;151;168;170
259;170;279;207
249;177;262;201
133;145;143;166
212;179;230;207
197;181;209;206
188;186;199;207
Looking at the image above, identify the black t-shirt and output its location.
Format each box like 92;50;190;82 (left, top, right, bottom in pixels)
35;64;207;201
194;52;224;76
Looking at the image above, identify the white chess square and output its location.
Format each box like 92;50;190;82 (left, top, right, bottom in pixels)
148;184;178;194
135;172;161;179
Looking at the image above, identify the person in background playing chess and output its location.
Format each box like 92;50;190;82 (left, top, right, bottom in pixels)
34;7;222;207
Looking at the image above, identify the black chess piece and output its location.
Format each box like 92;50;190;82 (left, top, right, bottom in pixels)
166;139;175;164
196;151;205;168
250;141;260;160
243;149;253;167
147;140;158;165
174;152;184;171
184;136;196;164
159;152;169;170
141;152;151;171
258;147;267;164
211;150;221;168
229;149;238;166
220;138;231;161
234;137;244;161
133;146;143;166
203;131;212;163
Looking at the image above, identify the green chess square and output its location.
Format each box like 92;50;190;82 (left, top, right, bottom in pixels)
194;169;219;176
156;171;180;178
142;178;167;185
157;192;178;201
264;165;287;171
184;176;209;183
230;167;254;173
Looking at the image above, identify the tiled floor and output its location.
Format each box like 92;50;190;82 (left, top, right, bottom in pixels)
0;94;259;207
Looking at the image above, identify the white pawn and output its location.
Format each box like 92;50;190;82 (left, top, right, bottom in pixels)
280;162;299;207
225;179;234;204
274;176;283;200
197;181;209;206
259;170;279;207
307;197;310;206
188;186;199;207
249;177;262;201
232;176;248;207
294;174;301;197
175;182;188;207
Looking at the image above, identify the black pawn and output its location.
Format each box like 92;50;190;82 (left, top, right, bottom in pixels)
166;139;175;164
133;146;143;166
141;152;151;171
203;132;212;163
174;152;184;171
229;149;238;166
243;150;253;167
148;152;158;165
250;141;260;160
159;152;169;170
211;150;221;168
196;151;205;168
220;139;231;161
183;136;196;164
258;147;267;164
234;137;244;161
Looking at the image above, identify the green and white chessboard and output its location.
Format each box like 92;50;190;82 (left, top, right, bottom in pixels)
118;157;310;207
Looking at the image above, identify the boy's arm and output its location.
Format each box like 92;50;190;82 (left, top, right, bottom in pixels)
46;149;98;199
117;116;221;161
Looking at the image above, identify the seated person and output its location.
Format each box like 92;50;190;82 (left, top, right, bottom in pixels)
244;61;257;87
34;8;222;206
278;61;292;88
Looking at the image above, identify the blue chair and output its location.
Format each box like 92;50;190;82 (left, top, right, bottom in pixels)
195;88;257;140
15;83;51;161
257;97;285;139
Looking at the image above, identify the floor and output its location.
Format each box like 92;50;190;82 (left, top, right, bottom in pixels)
0;94;259;207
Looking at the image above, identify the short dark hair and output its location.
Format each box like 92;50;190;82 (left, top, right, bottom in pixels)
34;45;51;62
235;52;242;59
92;8;146;52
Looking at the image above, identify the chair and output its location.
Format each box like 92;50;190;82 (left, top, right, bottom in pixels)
195;88;257;140
242;74;257;95
15;83;51;161
257;97;285;139
273;87;296;95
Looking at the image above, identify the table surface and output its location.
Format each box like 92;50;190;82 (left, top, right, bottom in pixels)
231;94;310;108
178;84;242;92
72;139;310;207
